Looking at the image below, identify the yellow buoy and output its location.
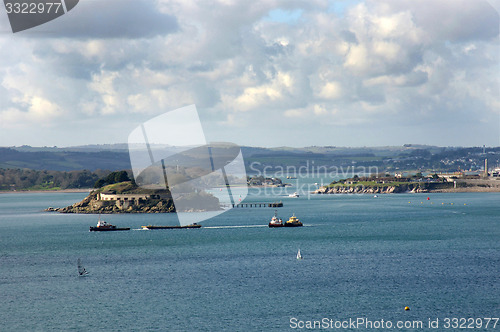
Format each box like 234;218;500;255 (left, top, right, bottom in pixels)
405;306;410;311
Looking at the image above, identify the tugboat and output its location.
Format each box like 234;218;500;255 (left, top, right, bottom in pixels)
89;216;130;232
284;213;303;227
268;211;284;228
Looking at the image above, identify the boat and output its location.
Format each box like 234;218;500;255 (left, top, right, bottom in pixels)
288;192;299;198
89;216;130;232
296;249;303;260
141;223;201;230
284;213;303;227
268;211;283;228
77;258;89;276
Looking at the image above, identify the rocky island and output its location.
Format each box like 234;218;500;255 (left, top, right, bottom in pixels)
46;180;220;214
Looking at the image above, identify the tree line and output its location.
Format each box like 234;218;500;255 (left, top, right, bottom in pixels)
0;169;134;191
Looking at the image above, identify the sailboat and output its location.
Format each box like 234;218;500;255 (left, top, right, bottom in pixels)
77;258;89;276
296;249;303;260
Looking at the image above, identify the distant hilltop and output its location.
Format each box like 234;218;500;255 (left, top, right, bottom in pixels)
1;144;499;174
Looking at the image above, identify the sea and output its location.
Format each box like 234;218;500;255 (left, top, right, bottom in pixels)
0;185;499;331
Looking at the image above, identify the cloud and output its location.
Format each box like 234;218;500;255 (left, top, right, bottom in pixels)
0;0;498;147
0;95;63;126
233;71;294;111
342;3;426;76
316;81;342;100
13;0;178;39
383;0;499;42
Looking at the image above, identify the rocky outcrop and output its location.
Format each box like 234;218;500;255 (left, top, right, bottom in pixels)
313;184;428;194
45;187;223;213
46;190;176;214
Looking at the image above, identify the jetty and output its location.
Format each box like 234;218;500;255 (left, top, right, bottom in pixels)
229;201;283;208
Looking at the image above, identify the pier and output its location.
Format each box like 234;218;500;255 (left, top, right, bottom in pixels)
228;201;283;208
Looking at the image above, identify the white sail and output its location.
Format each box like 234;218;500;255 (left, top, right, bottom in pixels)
77;258;89;276
296;249;302;260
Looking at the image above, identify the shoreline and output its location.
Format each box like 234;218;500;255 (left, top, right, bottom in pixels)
3;188;500;195
428;187;500;193
312;188;500;194
0;188;93;194
3;185;500;195
313;178;500;195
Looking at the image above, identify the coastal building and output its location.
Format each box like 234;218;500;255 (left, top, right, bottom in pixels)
99;192;151;202
491;167;500;178
434;171;464;182
97;191;163;209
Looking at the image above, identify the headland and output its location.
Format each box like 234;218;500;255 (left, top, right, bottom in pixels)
313;175;500;194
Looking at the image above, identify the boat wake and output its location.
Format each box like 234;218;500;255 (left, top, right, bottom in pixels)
204;225;268;229
134;224;315;230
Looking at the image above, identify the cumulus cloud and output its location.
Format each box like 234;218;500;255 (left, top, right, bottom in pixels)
0;0;498;147
10;0;178;39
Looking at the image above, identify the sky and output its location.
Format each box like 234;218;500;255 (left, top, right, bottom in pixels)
0;0;499;148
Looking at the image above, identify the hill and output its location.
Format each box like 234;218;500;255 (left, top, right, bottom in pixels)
0;147;130;171
0;144;498;174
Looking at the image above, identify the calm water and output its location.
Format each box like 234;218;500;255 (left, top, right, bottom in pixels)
0;190;499;331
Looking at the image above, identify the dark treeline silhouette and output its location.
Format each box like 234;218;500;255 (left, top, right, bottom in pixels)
0;169;114;191
0;147;131;171
93;170;132;188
